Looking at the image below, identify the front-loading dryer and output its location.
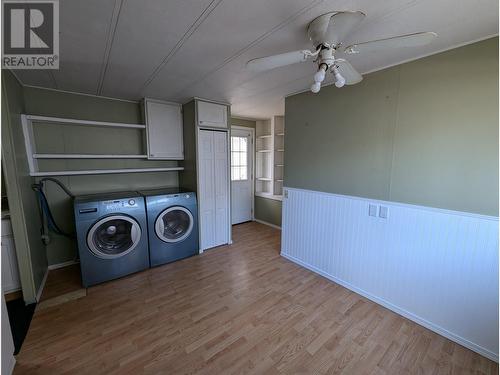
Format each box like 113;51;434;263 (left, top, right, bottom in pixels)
74;191;149;287
138;188;199;267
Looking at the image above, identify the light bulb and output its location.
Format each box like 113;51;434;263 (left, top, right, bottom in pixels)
332;66;345;88
335;74;345;88
311;82;321;93
314;68;326;83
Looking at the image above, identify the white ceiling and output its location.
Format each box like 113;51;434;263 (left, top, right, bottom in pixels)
14;0;498;119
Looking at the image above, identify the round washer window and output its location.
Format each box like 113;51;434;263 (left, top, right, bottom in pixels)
155;206;194;243
87;215;141;259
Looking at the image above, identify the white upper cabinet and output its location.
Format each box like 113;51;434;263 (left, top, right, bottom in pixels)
144;99;183;160
197;100;228;128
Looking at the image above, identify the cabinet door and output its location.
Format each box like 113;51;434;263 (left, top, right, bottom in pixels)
198;130;216;250
1;236;20;293
197;130;229;251
213;131;229;246
145;99;183;160
197;101;227;128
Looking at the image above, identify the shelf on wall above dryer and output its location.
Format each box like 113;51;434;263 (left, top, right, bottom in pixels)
30;167;184;177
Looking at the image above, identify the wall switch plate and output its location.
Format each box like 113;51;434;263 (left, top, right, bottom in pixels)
379;206;388;219
369;204;377;217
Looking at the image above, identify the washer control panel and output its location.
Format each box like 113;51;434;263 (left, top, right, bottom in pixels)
104;199;138;210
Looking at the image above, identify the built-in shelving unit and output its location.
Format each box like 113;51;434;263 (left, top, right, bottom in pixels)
273;116;285;197
21;114;184;177
255;116;284;201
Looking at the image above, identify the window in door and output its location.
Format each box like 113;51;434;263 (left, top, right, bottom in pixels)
231;136;248;181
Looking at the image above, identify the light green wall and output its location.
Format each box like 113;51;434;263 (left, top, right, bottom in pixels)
2;71;48;303
255;196;282;227
285;38;499;216
231;117;282;226
231;117;256;129
23;87;179;265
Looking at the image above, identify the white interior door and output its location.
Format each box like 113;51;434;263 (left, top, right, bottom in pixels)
198;130;229;251
231;128;253;224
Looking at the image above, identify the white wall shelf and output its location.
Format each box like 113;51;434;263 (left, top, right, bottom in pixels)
26;114;145;129
30;167;184;177
21;114;181;177
33;154;149;159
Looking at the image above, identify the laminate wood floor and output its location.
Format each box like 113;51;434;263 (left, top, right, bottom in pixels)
14;222;497;374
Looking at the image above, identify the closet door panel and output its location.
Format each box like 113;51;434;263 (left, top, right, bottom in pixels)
213;131;229;246
198;130;216;250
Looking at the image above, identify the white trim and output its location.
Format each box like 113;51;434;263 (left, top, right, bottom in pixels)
231;125;255;224
253;218;281;230
26;115;145;129
6;355;16;375
281;252;498;362
284;187;498;221
35;267;49;302
286;34;499;98
30;167;184;177
21;114;37;174
47;260;79;271
22;84;140;103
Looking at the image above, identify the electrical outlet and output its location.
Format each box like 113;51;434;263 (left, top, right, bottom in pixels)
368;204;377;217
379;206;388;219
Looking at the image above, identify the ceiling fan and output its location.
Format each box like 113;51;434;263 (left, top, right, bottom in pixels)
246;11;437;93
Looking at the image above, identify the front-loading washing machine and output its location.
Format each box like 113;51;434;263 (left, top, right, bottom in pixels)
74;191;149;287
138;188;199;267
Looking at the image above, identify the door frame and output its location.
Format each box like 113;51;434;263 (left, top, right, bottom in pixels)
230;125;255;223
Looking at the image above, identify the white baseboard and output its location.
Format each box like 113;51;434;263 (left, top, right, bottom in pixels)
35;267;49;302
281;252;499;362
47;259;79;271
253;219;281;230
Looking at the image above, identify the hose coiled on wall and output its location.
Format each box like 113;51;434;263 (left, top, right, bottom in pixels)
32;178;75;242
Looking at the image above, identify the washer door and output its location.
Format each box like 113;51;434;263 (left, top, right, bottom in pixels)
87;215;141;259
155;206;194;243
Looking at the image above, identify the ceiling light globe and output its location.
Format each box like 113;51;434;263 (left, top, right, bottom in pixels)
311;82;321;93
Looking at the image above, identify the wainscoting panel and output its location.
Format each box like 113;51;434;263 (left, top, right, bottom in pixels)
281;187;499;361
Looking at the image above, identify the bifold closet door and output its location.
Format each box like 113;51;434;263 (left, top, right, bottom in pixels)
198;130;229;251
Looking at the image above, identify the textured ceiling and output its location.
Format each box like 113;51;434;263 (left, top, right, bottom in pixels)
13;0;499;119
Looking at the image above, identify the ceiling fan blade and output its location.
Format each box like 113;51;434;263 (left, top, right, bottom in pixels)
344;32;437;54
308;11;365;47
334;59;363;85
246;50;312;72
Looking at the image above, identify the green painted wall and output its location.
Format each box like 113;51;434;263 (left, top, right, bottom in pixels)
231;117;256;129
231;117;282;226
23;87;179;265
2;71;48;303
285;38;499;216
255;196;282;227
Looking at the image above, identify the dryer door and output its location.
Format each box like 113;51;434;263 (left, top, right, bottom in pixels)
155;206;194;243
87;215;141;259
